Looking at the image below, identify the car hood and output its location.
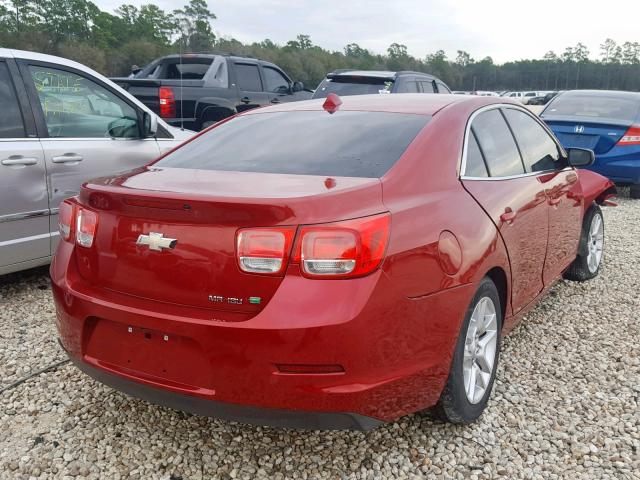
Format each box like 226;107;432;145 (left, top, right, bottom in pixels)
166;125;196;141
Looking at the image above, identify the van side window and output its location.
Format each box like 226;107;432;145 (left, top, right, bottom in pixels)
0;62;26;138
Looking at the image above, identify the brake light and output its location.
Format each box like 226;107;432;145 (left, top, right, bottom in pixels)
159;86;176;118
618;125;640;145
58;200;75;241
76;207;98;248
236;228;295;275
293;213;390;279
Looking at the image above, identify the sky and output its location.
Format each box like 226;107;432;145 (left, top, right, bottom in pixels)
95;0;640;64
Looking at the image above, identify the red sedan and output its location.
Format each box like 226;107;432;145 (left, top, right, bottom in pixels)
51;94;615;430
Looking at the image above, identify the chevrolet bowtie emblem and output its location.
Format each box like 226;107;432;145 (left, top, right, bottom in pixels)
136;232;177;251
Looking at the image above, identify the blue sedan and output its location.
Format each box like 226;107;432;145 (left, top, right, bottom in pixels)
541;90;640;198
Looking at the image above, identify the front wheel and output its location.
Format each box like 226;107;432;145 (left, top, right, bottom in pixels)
434;277;502;424
564;205;604;281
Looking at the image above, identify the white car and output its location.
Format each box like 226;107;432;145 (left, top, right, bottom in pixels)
0;49;194;275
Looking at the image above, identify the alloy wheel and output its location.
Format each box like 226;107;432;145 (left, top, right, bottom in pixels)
587;212;604;274
463;297;498;404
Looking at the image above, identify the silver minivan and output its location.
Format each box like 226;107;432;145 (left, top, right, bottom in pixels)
0;49;193;275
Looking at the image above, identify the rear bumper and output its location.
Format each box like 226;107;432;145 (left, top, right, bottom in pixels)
69;354;382;431
51;241;474;429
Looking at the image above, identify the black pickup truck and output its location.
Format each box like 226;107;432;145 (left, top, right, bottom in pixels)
111;54;312;131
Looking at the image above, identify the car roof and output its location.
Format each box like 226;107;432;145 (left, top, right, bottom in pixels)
559;89;640;99
327;70;437;80
245;93;511;116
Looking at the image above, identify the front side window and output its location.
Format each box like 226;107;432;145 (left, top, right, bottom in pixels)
472;109;524;177
29;65;139;138
0;62;25;138
419;81;435;93
437;82;451;93
156;111;429;178
263;67;290;93
235;63;263;92
503;108;562;172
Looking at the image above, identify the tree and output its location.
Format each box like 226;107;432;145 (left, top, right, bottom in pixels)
286;34;312;50
600;38;621;64
455;50;473;67
621;41;640;65
387;43;408;58
173;0;216;52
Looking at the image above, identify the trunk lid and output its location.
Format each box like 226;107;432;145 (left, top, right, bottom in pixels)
543;116;631;154
76;167;384;318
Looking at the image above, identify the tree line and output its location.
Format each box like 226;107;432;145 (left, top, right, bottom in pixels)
2;0;640;92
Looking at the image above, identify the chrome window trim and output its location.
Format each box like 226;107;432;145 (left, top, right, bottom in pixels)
459;103;570;181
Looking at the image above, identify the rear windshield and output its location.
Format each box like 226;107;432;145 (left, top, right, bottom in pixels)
543;94;640;122
156;111;429;178
312;77;393;99
137;58;213;80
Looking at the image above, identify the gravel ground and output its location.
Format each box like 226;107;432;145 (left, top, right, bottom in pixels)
1;193;638;480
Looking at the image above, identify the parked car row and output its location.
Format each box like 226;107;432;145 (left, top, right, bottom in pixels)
0;47;634;431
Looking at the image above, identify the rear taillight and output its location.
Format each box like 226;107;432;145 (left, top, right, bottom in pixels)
75;207;98;248
58;200;75;241
617;125;640;145
236;228;295;275
159;86;176;118
294;213;390;279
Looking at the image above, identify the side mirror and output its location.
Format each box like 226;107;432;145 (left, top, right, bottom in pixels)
143;111;158;137
292;81;304;93
567;148;595;167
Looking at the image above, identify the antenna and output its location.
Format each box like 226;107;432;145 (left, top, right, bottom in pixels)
179;20;185;131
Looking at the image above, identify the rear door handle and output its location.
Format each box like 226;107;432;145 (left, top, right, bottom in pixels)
500;208;517;224
270;98;281;104
240;96;251;104
52;154;83;164
1;156;38;167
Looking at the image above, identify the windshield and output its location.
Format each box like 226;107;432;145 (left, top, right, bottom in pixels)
543;94;640;122
312;77;393;99
156;111;429;178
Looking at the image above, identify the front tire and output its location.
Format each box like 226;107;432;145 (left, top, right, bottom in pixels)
564;205;604;281
434;277;502;424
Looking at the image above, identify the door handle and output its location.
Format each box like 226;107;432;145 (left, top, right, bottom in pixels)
549;197;561;206
270;98;281;104
52;154;83;164
1;156;38;167
240;96;251;104
500;208;517;224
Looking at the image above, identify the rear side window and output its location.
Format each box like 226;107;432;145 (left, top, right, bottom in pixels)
397;80;419;93
156;111;429;178
472;109;524;177
0;62;25;138
235;64;262;92
544;94;640;122
503;108;562;172
465;131;488;177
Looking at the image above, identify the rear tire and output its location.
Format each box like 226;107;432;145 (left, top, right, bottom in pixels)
564;205;604;282
630;184;640;199
433;277;502;424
